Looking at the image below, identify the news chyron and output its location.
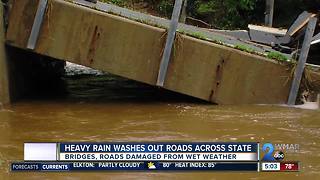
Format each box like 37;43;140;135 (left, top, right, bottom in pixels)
11;142;299;172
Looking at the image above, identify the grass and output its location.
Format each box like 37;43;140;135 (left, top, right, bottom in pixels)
234;44;254;53
188;32;207;40
267;51;288;62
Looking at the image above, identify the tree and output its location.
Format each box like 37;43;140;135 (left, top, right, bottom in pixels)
186;0;258;29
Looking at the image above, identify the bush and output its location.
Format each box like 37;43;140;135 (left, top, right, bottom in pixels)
157;0;174;18
101;0;126;7
188;0;258;29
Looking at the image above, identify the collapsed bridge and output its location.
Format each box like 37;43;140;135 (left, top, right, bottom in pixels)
1;0;320;105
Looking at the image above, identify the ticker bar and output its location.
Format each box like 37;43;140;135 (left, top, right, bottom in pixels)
11;162;258;172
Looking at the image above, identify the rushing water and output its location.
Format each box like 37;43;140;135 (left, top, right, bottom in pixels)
0;63;319;179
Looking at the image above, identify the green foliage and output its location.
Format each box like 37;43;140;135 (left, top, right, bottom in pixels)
157;0;174;18
101;0;126;7
101;0;320;29
196;1;216;15
188;0;257;29
267;52;288;62
190;0;320;29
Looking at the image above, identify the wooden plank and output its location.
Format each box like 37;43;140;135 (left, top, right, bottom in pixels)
156;0;183;87
287;11;316;37
288;17;317;105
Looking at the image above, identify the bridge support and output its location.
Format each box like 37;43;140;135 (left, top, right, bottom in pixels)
0;2;65;105
0;4;10;104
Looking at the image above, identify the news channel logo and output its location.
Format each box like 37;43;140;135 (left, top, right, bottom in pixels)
261;143;299;161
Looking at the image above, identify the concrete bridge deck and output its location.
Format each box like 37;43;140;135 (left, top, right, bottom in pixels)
1;0;320;105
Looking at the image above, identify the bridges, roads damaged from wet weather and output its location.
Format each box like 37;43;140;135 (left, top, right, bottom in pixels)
1;0;320;105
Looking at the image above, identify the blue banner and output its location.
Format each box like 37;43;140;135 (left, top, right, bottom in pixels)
59;142;257;153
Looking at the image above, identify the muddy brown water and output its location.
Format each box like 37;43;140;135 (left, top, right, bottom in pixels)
0;65;319;179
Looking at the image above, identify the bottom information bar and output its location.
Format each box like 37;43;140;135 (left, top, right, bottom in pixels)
12;162;258;172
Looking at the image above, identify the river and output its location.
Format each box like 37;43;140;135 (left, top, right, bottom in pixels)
0;63;319;179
